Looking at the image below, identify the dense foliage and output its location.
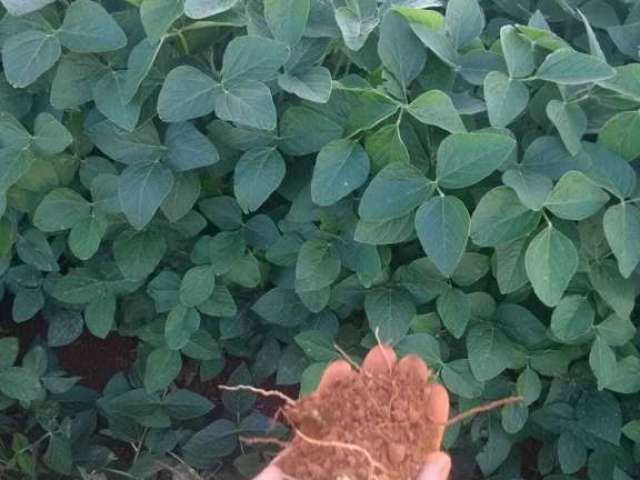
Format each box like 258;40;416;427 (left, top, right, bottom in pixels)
0;0;639;478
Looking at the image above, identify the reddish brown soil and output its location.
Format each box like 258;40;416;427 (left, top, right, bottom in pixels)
277;362;442;480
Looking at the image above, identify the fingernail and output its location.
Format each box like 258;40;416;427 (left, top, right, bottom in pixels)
419;454;451;479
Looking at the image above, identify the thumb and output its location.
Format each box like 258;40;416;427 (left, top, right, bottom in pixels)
417;452;451;480
253;465;285;480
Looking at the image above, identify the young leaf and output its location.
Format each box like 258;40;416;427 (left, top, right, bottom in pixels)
546;100;587;156
234;147;286;213
500;25;535;78
536;48;616;85
2;30;61;88
264;0;310;46
180;265;216;308
484;72;529;128
295;239;341;293
545;171;609;221
221;36;290;82
407;90;466;133
415;195;470;277
278;66;332;103
525;226;579;307
598;111;640;162
165;122;220;172
444;0;485;48
603;203;640;278
144;347;182;392
214;79;277;130
158;66;220;123
550;295;595;344
589;336;617;391
58;0;127;53
364;287;416;344
184;0;240;19
33;189;90;232
85;293;116;339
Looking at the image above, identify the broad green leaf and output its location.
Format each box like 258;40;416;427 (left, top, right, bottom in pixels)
16;228;58;272
470;186;541;247
43;434;72;475
59;0;127;53
536;48;616;85
124;39;163;102
525;226;579;307
550;295;594;344
589;335;617;391
596;313;636;347
93;70;141;132
161;171;202;222
335;0;379;51
622;420;640;443
378;10;426;88
444;0;484;48
278;66;332;103
1;0;56;16
165;122;220;171
295;239;341;292
180;265;216;308
598;111;640;162
545;171;609;221
407;90;466;133
214;79;277;130
85;293;116;339
588;260;636;319
517;367;542;406
182;419;238;468
113;230;167;281
437;287;470;339
221;36;290;82
401;9;458;67
294;330;340;362
466;323;511;381
359;162;433;221
500;25;535;78
557;431;587;474
365;123;410;171
396;333;442;367
603;203;640;278
279;106;343;155
484;72;529;128
252;288;309;327
234;147;286;212
12;289;44;324
33;113;73;154
0;148;36;193
144;347;182;392
0;367;42;402
311;139;370;206
502;169;552;211
364;287;416;344
265;0;310;46
165;304;201;349
33;188;90;232
436;133;516;189
2;30;61;88
68;213;108;260
50;53;105;109
140;0;183;43
576;390;622;445
51;269;103;305
158;66;220;122
355;213;416;245
184;0;239;19
0;337;18;367
86;120;165;164
441;359;484;399
118;161;175;229
597;64;640;102
415;195;470;277
163;389;213;419
546;100;587;156
48;311;83;347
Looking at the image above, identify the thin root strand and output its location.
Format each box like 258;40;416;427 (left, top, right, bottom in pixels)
218;385;296;406
445;396;524;426
240;436;289;449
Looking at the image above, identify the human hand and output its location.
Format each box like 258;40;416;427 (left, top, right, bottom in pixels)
253;345;451;480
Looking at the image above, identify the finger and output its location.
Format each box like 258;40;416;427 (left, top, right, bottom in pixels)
417;452;451;480
396;354;430;382
317;360;355;393
362;344;396;375
426;383;450;448
253;465;285;480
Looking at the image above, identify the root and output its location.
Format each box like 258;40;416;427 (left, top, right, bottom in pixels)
295;428;390;480
373;328;393;374
240;436;289;449
334;343;362;372
445;396;524;426
218;385;296;406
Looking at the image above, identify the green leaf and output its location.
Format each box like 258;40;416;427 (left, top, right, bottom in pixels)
550;295;594;344
33;188;90;232
1;0;56;16
466;323;511;381
401;9;458;67
43;434;72;475
87;120;165;164
0;337;18;368
517;367;542;406
500;25;535;78
470;186;541;247
484;72;529;128
59;0;127;53
396;333;442;367
163;389;213;420
85;293;116;339
311;139;370;206
118;161;175;230
33;113;73;154
355;213;415;245
589;335;617;391
365;123;410;172
596;313;636;347
265;0;310;46
588;260;635;319
68;213;108;260
622;420;640;444
441;359;483;399
0;148;36;193
378;10;426;88
545;171;609;221
294;330;340;362
161;171;202;223
557;431;587;475
364;287;416;344
536;48;616;85
93;71;141;131
576;390;621;445
598;111;640;162
184;0;240;19
2;30;61;88
359;162;432;221
0;367;42;402
415;195;470;277
221;36;290;82
165;122;220;171
234;147;286;213
47;311;83;347
603;203;640;278
278;66;332;103
214;79;277;130
407;90;466;133
166;304;201;349
252;288;308;327
140;0;183;44
437;287;470;339
16;228;58;272
50;53;105;109
144;347;182;392
546;100;587;156
279;105;343;156
444;0;484;48
180;265;216;308
502;169;552;211
525;226;579;307
436;133;516;189
158;66;219;122
335;0;379;51
182;419;238;468
113;230;167;281
296;239;341;292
